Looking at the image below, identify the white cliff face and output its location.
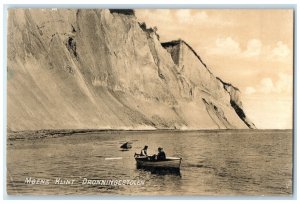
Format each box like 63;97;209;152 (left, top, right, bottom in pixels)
162;40;256;129
7;9;255;131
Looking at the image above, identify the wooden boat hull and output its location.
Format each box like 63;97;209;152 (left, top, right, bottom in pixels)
135;156;182;170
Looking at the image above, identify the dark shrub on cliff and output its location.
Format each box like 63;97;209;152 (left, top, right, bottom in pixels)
109;9;135;16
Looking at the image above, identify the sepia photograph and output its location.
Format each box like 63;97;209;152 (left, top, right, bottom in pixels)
5;6;294;196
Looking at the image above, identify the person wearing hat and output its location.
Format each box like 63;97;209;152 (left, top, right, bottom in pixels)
156;147;166;161
140;145;148;156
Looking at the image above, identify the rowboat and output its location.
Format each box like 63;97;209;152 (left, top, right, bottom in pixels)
120;142;132;150
134;154;182;170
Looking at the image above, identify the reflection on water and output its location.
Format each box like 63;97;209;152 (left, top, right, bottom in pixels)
136;166;182;176
7;130;292;195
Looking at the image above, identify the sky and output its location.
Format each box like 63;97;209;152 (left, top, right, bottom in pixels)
135;9;294;129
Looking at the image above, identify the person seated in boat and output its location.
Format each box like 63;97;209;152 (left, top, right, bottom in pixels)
156;147;166;161
140;145;148;156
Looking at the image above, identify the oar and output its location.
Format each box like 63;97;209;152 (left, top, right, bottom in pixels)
104;157;123;160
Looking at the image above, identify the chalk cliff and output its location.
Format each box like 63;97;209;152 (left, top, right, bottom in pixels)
7;9;255;131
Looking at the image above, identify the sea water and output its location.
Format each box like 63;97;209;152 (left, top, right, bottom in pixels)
6;129;293;196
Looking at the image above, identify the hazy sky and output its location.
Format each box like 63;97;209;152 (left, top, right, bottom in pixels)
135;9;293;129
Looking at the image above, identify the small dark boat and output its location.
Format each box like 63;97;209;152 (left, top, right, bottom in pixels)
120;142;132;149
134;154;182;170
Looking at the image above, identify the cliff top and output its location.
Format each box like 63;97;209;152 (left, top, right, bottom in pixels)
162;39;211;73
109;9;135;16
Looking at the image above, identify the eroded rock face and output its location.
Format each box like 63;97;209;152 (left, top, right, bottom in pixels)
7;9;255;131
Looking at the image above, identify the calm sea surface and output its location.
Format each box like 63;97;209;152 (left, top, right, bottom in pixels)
7;130;293;196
